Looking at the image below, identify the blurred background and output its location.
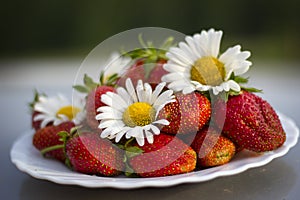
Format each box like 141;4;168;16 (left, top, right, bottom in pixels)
0;0;299;61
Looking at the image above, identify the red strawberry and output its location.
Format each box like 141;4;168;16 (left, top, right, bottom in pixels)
32;121;75;162
86;85;115;130
129;134;196;177
158;92;211;134
65;131;124;176
116;59;145;87
147;59;168;84
191;127;236;167
217;91;286;152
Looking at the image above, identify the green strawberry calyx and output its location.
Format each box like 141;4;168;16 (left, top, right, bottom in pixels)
28;89;46;113
73;73;118;94
220;73;262;101
123;35;176;79
116;138;144;177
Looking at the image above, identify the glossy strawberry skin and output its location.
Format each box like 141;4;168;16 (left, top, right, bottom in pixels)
65;132;124;176
32;121;75;162
147;59;168;84
219;91;286;152
86;86;115;130
191;127;236;167
116;59;145;87
129;134;196;177
158;92;211;134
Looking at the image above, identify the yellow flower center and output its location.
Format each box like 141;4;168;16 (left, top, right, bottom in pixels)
122;102;155;127
190;56;226;86
56;106;81;120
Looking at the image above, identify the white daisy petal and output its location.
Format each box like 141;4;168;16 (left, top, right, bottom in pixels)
153;119;170;126
227;80;241;92
168;47;194;65
153;90;173;109
145;131;154;144
136;80;145;102
105;92;128;110
147;124;160;135
150;82;166;104
185;35;203;58
125;78;138;102
96;112;122;120
178;41;198;61
116;87;132;105
163;63;188;73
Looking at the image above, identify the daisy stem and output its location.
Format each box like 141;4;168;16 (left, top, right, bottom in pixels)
40;144;64;156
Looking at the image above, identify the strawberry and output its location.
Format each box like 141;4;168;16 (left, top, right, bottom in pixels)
158;92;211;134
85;85;115;130
128;134;196;177
65;131;124;176
116;59;146;87
191;127;236;167
32;121;75;162
119;36;176;87
147;59;168;84
73;74;116;131
216;91;286;152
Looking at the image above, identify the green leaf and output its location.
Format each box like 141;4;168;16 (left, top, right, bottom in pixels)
241;87;263;93
83;74;98;89
73;85;89;93
234;76;249;84
125;146;144;158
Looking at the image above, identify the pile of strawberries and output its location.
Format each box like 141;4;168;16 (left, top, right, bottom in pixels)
30;36;286;178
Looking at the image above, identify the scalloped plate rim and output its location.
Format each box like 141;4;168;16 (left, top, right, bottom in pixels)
10;111;299;189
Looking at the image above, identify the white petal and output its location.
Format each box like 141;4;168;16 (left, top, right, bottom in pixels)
182;86;196;94
168;47;194;66
40;117;54;128
125;78;138;102
33;114;46;121
166;50;190;67
150;82;166;104
145;131;154;144
168;80;191;91
185;35;203;58
227;80;241;92
162;72;186;82
99;119;123;129
136;80;145;102
95;112;122;120
209;29;223;57
143;83;153;103
135;133;145;146
222;82;230;91
163;63;188;73
178;41;198;61
153;119;170;125
149;124;160;135
116;87;133;105
153;90;173;109
105;92;128;110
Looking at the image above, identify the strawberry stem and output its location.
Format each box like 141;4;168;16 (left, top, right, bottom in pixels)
40;144;64;156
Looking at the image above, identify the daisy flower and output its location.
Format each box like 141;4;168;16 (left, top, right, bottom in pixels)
96;78;175;146
162;29;252;95
33;94;85;128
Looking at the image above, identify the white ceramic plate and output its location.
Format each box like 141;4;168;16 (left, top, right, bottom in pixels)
10;112;299;189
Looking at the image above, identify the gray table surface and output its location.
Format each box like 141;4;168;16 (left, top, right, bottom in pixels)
1;59;299;200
